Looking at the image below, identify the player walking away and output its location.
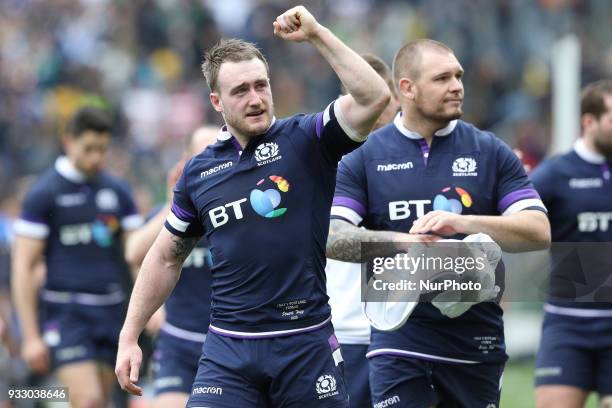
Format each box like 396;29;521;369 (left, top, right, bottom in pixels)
11;107;143;408
326;53;399;408
124;126;217;408
327;39;550;408
115;5;390;408
532;80;612;408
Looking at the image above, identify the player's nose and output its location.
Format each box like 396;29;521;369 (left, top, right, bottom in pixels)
247;88;263;106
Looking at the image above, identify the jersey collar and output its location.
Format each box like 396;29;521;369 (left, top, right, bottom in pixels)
393;112;457;140
55;156;87;183
574;138;606;164
217;117;277;142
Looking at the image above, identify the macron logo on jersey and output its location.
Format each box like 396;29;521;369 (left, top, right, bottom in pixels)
201;162;233;178
569;178;603;189
377;162;414;172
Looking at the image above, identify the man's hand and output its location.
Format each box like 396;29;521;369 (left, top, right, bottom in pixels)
273;6;321;42
115;337;143;396
410;210;466;237
392;232;441;253
21;336;50;374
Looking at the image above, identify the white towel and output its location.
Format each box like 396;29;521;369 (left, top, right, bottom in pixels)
362;233;502;330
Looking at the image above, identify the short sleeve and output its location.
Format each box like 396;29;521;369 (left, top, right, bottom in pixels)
13;182;52;239
331;148;368;225
298;99;366;166
528;160;557;209
495;138;547;215
164;160;205;238
115;181;143;231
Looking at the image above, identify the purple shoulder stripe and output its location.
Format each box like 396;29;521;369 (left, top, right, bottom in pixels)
497;188;541;213
315;112;324;139
20;212;47;225
171;202;195;221
332;196;366;217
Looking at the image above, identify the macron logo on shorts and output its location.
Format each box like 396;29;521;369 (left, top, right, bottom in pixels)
192;386;223;396
534;367;562;377
374;396;401;408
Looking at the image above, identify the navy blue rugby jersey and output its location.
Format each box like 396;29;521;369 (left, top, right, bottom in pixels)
332;113;546;364
530;138;612;313
14;157;143;295
164;100;364;337
146;205;212;336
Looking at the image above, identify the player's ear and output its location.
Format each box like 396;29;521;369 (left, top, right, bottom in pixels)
398;78;416;100
210;92;223;113
61;133;74;153
580;113;595;131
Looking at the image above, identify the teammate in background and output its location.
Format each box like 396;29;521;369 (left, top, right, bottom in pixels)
326;53;399;408
11;107;143;408
531;80;612;408
124;126;217;408
327;39;550;408
115;5;390;407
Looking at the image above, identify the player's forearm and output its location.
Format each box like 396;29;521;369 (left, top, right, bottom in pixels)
309;26;389;108
119;250;181;341
327;219;413;262
120;229;198;341
124;203;170;268
11;263;41;341
458;211;551;252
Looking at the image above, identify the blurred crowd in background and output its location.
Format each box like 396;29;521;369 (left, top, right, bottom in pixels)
2;0;612;215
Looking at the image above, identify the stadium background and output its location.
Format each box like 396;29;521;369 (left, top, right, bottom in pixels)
1;0;611;406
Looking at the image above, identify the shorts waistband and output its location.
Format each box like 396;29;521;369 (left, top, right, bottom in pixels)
41;289;125;306
160;322;207;343
208;316;332;339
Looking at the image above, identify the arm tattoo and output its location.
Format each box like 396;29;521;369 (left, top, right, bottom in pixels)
327;219;362;262
170;235;199;264
326;219;401;263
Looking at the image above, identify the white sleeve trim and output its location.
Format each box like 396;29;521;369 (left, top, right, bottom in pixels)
332;99;367;142
331;206;363;226
502;199;547;216
166;211;190;233
13;219;49;239
121;214;144;231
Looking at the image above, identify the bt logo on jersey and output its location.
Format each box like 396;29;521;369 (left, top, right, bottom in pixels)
59;216;119;247
433;186;473;214
578;212;612;232
389;200;430;220
208;175;290;228
388;186;474;220
250;175;290;218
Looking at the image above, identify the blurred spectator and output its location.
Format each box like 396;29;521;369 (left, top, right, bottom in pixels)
1;0;612;208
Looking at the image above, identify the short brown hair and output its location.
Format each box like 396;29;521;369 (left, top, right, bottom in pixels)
392;39;453;84
202;38;269;92
66;106;112;138
341;54;396;97
581;79;612;119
